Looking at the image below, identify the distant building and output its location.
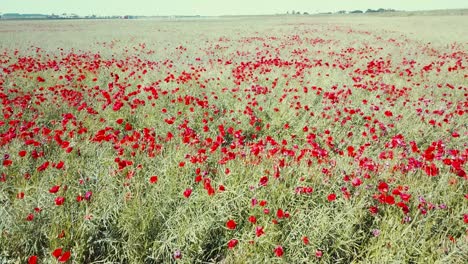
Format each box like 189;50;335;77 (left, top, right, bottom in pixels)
58;13;79;19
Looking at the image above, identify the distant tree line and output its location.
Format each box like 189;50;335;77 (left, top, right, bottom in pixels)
365;8;396;13
339;8;397;14
285;8;396;15
0;12;139;20
287;10;309;15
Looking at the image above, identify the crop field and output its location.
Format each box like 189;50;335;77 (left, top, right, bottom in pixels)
0;14;467;263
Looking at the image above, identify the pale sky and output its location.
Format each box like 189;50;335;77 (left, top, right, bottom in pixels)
1;0;467;16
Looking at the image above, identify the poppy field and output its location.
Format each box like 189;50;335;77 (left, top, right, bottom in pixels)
0;16;467;263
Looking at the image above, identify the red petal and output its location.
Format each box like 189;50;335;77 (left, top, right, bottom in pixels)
149;176;158;184
28;255;38;264
227;239;238;249
49;185;60;193
52;248;62;258
58;251;71;262
226;219;237;230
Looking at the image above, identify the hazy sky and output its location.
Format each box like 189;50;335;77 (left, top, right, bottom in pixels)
1;0;467;16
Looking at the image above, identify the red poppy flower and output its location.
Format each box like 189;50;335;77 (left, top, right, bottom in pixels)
315;250;323;258
377;182;388;193
85;191;92;201
49;185;60;193
259;176;269;186
26;213;34;221
276;209;284;219
227;239;238;249
183;188;192;198
424;163;439;176
113;101;124;111
58;251;71;263
255;226;265;237
37;161;50;172
28;255;38;264
274;245;284;257
55;196;65;206
385;195;395;205
327;193;337;202
400;193;411;202
226;219;237;230
351;177;362;187
55;161;65;169
125;123;133;131
52;248;63;258
149;176;158;184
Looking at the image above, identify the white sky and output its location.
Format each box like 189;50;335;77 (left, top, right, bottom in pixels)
1;0;467;16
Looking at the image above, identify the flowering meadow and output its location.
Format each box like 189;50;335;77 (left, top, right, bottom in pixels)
0;16;467;263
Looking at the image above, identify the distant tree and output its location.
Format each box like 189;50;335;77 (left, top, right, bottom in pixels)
292;10;295;15
337;10;347;14
303;12;309;15
366;9;378;13
48;13;59;19
350;10;363;14
377;8;385;12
